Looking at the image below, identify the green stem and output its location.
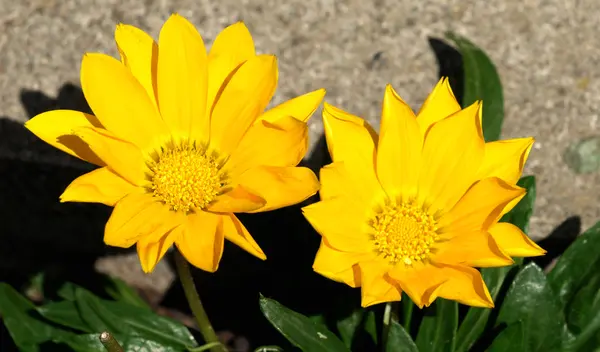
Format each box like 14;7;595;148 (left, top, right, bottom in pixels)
99;331;124;352
381;302;393;352
402;297;413;333
174;250;226;352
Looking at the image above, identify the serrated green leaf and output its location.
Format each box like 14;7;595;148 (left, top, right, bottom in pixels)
497;263;573;351
446;32;504;142
386;321;418;352
487;322;525;352
454;176;535;352
259;295;349;352
415;299;458;352
36;301;90;333
548;221;600;308
0;283;72;352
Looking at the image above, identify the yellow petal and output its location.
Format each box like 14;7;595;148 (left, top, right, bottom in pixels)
318;162;376;209
157;14;208;142
222;214;266;260
433;230;514;267
74;127;145;185
428;264;494;308
313;240;367;288
438;177;525;234
302;197;370;253
210;54;278;155
418;102;485;212
376;85;422;201
24;110;105;166
224;116;308;178
137;226;179;273
105;192;182;248
60;167;136;206
207;22;255;110
206;185;266;213
416;77;461;136
176;211;225;272
236;166;319;213
115;24;159;109
477;137;535;184
489;222;546;257
389;265;445;308
258;88;326;123
359;262;402;307
322;103;385;203
80;53;167;149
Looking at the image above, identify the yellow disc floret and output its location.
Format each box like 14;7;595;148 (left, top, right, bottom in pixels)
371;201;438;266
149;144;222;213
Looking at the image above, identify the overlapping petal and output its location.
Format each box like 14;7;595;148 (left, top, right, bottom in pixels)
207;22;255;110
258;88;326;123
80;53;167;149
236;166;319;212
313;241;366;287
24;110;105;166
115;23;159;109
418;102;485;213
60;167;136;206
478;137;535;183
224;116;308;178
416;77;461;135
222;214;266;260
157;14;209;142
489;222;546;257
376;85;422;201
210;55;278;156
175;211;225;272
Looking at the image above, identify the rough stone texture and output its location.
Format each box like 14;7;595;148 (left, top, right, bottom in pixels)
1;0;598;284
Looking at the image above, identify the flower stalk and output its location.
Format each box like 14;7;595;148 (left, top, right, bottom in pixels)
174;250;226;352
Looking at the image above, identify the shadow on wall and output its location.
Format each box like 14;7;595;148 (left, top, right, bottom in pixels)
0;84;122;295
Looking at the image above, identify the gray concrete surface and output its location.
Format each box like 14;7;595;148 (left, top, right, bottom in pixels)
1;0;598;287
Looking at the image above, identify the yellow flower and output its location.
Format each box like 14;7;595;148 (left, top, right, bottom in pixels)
302;79;545;308
25;14;325;273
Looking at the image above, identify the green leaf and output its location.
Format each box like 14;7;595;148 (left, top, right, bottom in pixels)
56;333;180;352
363;310;378;345
259;295;350;352
497;263;573;351
415;298;458;352
0;283;71;351
454;176;536;352
446;32;504;142
336;309;364;347
548;221;600;308
564;273;600;351
36;301;91;333
386;321;418;352
487;322;525;352
103;275;151;309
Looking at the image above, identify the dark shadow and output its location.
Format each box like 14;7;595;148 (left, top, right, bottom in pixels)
0;84;119;294
531;216;582;269
428;37;465;104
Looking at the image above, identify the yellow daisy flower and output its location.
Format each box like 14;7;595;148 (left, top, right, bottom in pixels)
302;79;545;308
25;14;325;273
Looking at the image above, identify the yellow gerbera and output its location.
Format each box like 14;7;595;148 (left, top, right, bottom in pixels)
302;79;545;308
25;14;325;273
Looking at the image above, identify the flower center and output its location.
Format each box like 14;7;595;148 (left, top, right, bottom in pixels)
148;144;222;213
370;201;438;266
